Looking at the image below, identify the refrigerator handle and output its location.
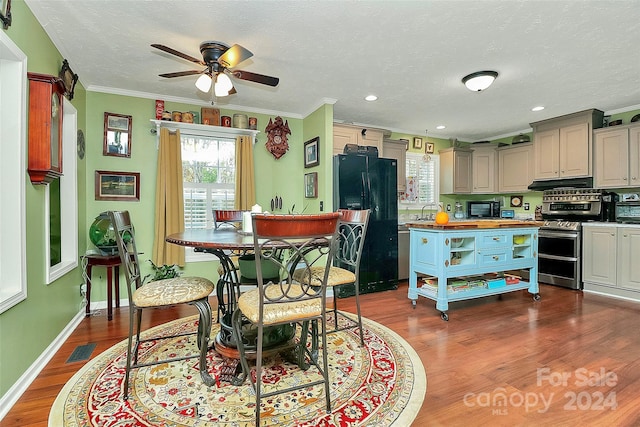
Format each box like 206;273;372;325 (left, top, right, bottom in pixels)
361;172;368;208
365;172;373;209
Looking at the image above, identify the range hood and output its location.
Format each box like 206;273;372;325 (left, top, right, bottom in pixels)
528;177;593;191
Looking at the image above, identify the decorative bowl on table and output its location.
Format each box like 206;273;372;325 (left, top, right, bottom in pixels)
451;238;464;248
89;212;118;255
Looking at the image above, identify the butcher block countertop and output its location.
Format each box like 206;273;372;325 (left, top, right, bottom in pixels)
405;219;543;230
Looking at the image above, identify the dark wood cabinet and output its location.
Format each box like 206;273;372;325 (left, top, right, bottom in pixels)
27;72;65;184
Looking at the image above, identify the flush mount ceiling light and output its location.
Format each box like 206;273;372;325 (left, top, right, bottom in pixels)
436;125;446;130
462;71;498;92
532;106;545;112
365;94;378;101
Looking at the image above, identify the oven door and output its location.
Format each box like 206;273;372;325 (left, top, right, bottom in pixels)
538;229;582;289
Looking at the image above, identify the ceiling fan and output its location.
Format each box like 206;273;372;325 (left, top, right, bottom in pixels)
151;41;279;98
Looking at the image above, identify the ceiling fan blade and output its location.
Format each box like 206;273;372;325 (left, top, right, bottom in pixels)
232;70;279;87
159;70;203;78
218;44;253;68
151;44;205;66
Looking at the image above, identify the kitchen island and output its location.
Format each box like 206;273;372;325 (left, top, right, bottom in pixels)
406;220;542;320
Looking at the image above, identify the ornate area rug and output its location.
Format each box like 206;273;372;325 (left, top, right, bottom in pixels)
49;313;426;426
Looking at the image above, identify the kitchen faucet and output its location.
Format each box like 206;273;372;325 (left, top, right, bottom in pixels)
421;204;436;220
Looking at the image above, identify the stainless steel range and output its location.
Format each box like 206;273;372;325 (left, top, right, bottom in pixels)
538;188;617;289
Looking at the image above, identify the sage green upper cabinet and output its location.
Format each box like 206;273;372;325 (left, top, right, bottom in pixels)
333;124;383;156
470;144;497;194
498;143;534;193
439;147;472;194
594;124;640;188
383;139;407;193
531;109;604;180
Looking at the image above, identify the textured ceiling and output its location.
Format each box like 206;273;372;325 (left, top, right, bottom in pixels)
24;0;640;141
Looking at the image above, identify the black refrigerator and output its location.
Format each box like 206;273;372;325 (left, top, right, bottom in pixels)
333;153;398;298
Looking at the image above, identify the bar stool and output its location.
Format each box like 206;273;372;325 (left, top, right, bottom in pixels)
84;253;122;320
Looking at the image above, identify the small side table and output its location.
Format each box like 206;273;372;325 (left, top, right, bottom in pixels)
85;254;122;321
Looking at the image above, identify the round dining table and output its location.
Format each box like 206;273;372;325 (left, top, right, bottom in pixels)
166;229;296;360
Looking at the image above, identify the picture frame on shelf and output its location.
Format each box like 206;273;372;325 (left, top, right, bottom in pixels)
304;136;320;168
103;112;132;158
1;0;11;30
95;170;140;201
304;172;318;198
59;59;78;100
413;137;423;149
426;142;435;154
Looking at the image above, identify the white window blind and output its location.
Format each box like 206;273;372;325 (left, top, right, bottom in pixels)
181;135;236;230
400;153;440;206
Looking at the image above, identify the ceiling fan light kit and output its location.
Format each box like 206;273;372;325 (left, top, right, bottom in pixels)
214;73;233;96
462;70;498;92
195;73;213;92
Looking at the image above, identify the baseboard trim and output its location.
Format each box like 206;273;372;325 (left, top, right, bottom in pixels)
0;309;86;421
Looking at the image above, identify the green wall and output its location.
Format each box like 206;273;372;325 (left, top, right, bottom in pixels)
0;0;87;396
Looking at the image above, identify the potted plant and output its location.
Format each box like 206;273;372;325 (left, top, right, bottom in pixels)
142;260;181;284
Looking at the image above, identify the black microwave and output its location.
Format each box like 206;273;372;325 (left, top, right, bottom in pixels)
467;201;501;218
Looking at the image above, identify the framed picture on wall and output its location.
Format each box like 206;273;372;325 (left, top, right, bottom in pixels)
426;142;435;154
95;170;140;201
304;172;318;198
103;112;132;158
413;137;423;149
1;0;12;29
304;136;320;168
59;59;79;100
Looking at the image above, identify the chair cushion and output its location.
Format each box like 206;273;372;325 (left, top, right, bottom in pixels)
133;277;214;308
217;256;240;276
237;285;322;325
293;266;356;287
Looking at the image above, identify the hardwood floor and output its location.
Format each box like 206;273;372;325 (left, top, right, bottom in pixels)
3;282;640;426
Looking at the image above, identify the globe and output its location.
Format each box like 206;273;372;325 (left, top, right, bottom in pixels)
89;212;118;255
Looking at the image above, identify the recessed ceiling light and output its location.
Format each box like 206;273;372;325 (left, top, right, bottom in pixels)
436;125;446;130
365;95;378;101
532;106;545;112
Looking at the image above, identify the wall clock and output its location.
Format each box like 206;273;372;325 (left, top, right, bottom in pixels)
264;116;291;159
510;195;523;208
27;72;65;184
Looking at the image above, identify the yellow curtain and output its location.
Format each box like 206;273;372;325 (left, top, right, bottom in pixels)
152;128;185;267
234;135;256;210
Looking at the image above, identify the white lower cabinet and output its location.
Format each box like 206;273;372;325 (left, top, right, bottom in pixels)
583;223;640;299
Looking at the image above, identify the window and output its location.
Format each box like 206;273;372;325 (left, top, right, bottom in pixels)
45;99;78;283
399;152;440;208
182;135;236;229
182;134;235;261
0;31;27;313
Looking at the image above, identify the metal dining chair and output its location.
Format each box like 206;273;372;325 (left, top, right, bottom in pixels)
213;209;244;229
231;212;341;426
108;210;216;399
293;209;371;346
